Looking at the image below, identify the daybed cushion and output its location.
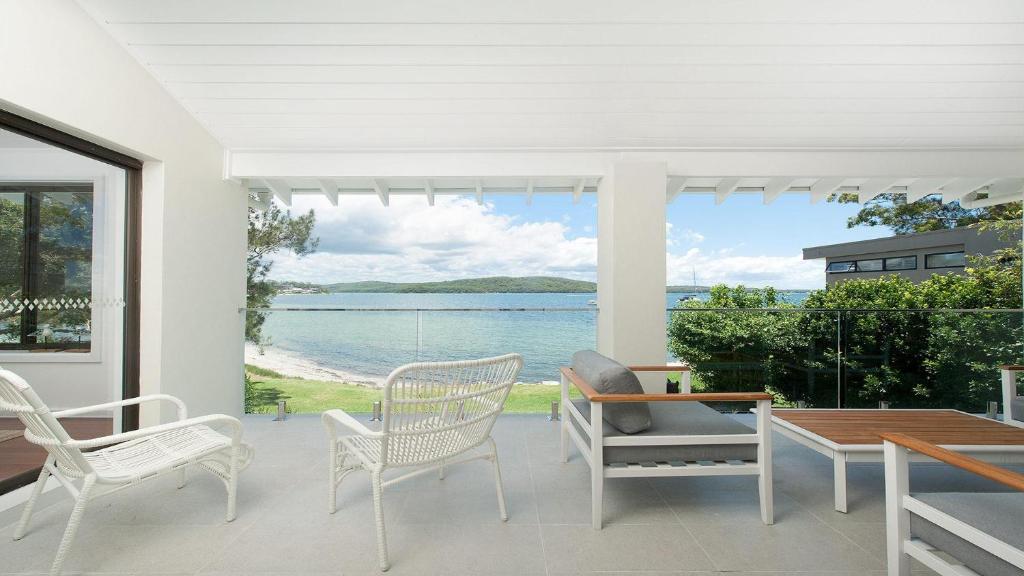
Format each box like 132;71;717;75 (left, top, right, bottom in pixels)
910;492;1024;576
571;350;651;434
1011;397;1024;423
571;399;758;463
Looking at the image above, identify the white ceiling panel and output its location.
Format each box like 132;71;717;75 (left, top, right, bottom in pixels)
78;0;1024;150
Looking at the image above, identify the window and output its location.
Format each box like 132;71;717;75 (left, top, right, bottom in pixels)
925;251;966;269
856;259;883;272
0;183;94;351
826;261;855;273
884;256;917;271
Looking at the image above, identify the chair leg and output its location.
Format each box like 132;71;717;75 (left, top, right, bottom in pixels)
371;471;390;572
488;438;508;521
438;461;445;480
226;446;239;522
14;460;52;541
328;442;338;514
176;468;188;489
49;475;95;576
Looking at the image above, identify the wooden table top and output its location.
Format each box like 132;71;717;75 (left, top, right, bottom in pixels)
772;409;1024;446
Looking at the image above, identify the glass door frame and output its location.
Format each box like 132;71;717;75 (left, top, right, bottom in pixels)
0;109;143;432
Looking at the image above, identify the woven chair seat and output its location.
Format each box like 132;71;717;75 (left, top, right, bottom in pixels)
74;425;253;482
339;434;383;466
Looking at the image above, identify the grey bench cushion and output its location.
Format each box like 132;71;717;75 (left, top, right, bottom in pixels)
571;350;651;434
911;492;1024;576
570;399;758;464
1012;397;1024;423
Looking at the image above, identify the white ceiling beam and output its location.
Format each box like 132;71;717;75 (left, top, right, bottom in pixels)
857;178;898;203
808;177;846;204
475;180;483;205
572;179;585;204
940;177;997;203
714;177;741;205
762;178;795;205
425;179;435;206
317;179;339;206
981;177;1024;200
259;178;292;206
666;176;688;203
372;179;389;206
525;179;534;206
905;177;953;203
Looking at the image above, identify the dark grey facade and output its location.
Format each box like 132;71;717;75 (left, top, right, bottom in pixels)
803;227;1014;286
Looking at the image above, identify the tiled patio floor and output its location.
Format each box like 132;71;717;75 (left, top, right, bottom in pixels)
0;413;1016;575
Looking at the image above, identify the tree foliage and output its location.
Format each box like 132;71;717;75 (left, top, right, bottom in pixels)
831;192;1022;235
668;257;1023;411
246;200;319;344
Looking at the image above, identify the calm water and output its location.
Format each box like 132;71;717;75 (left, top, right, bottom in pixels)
257;291;808;382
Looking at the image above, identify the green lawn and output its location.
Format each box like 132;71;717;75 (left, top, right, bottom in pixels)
245;364;561;414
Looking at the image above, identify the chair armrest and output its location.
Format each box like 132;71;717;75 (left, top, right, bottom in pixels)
323;409;381;438
58;414;242;450
52;394;188;421
560;367;770;403
627;365;690;372
881;433;1024;492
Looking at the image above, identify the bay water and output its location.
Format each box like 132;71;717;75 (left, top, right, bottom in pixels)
257;291;808;382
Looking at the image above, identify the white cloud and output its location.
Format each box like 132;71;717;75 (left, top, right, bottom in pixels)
267;195;823;289
267;195;596;283
667;248;824;289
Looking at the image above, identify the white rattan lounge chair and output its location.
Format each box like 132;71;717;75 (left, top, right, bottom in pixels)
323;353;523;572
0;367;253;576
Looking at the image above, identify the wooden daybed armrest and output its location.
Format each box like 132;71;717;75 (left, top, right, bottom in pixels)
1001;365;1024;371
880;432;1024;492
559;366;771;403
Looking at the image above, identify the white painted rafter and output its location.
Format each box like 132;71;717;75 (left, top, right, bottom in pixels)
809;177;846;204
941;177;996;204
857;178;897;204
666;176;688;203
372;179;390;206
572;179;584;204
762;178;795;205
905;177;953;203
317;179;339;206
714;177;741;205
259;178;292;206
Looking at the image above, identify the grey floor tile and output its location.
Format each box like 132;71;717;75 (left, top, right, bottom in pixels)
541;524;714;573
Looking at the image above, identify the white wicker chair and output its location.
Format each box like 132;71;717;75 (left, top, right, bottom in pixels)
323;353;523;572
0;367;253;576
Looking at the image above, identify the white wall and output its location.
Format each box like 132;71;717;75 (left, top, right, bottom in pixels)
0;0;247;423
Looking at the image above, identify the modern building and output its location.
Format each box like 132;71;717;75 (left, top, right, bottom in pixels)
803;227;1015;286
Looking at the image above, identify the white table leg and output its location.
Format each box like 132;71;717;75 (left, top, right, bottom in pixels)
833;451;848;513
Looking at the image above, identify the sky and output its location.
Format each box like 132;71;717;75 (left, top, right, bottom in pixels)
267;190;891;290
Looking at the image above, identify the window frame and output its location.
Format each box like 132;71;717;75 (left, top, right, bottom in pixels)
0;182;98;352
883;255;918;271
925;251;967;270
855;259;884;272
826;261;857;273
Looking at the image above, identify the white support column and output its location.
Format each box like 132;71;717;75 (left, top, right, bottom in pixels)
597;161;668;393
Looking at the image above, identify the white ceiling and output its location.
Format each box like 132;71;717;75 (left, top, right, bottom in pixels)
78;0;1024;151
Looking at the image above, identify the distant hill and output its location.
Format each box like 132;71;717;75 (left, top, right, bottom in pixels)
323;276;597;294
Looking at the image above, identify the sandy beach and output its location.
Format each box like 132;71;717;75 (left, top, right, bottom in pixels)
244;343;385;386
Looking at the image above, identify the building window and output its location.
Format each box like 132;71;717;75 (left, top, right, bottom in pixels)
826;261;856;273
0;183;94;351
925;251;966;269
884;256;917;271
856;259;883;272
